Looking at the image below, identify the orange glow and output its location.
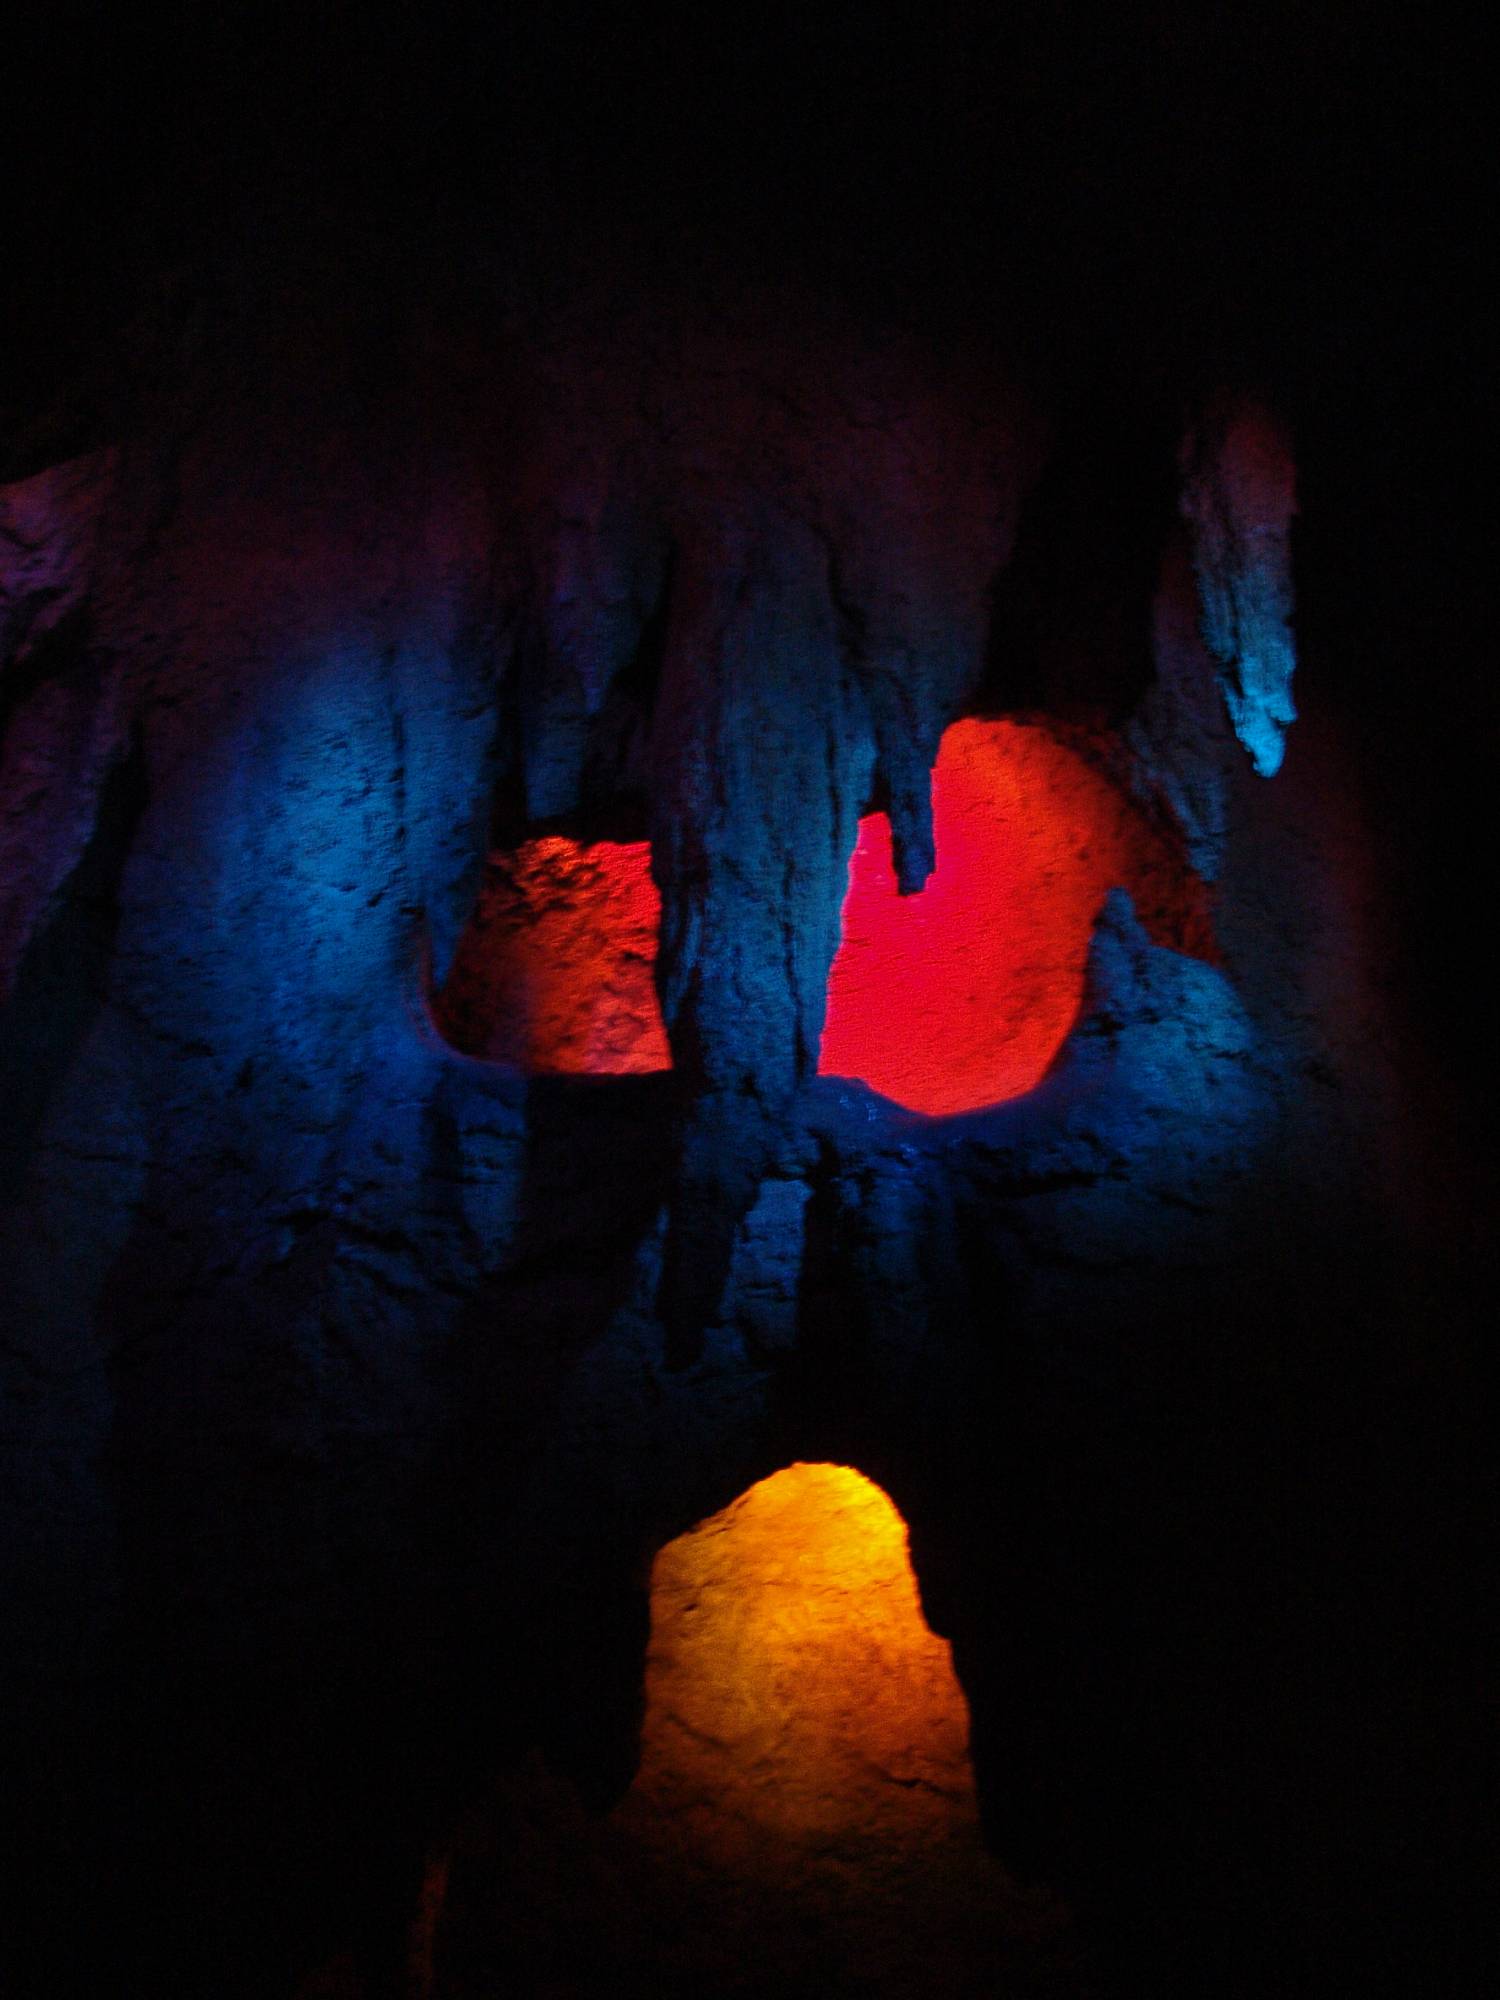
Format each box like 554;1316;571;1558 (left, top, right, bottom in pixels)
818;718;1213;1114
433;835;670;1073
624;1464;979;1864
414;1467;1071;1986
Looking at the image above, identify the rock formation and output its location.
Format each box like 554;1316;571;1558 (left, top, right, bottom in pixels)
1;13;1486;1997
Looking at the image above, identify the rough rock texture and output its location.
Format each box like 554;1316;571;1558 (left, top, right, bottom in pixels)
424;1465;1080;1998
431;715;1215;1114
1178;396;1298;778
0;451;129;991
434;836;668;1074
0;241;1479;2000
816;717;1215;1112
637;1464;978;1853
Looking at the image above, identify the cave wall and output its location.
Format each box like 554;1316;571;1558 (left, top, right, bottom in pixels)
0;177;1485;2000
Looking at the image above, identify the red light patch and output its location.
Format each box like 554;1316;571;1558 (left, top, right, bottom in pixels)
434;835;669;1075
435;720;1210;1107
817;718;1212;1115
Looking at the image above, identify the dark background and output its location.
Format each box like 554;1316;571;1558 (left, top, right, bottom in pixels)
3;0;1488;1022
2;6;1490;1993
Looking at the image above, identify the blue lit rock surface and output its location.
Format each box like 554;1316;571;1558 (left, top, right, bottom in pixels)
0;255;1453;1998
1178;396;1299;778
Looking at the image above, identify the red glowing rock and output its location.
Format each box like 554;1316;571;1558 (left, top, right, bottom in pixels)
817;718;1213;1115
434;835;669;1074
436;720;1210;1112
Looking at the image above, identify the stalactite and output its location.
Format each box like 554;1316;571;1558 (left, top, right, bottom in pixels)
1179;394;1298;777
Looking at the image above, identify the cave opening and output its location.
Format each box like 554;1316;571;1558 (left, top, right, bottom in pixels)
630;1462;978;1860
421;1464;1075;1996
817;716;1215;1114
431;832;670;1074
593;1462;1074;1991
431;718;1212;1116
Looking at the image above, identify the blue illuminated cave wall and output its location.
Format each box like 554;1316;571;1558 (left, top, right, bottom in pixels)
0;250;1472;2000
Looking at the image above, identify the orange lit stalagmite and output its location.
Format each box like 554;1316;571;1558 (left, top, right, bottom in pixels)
601;1466;1068;1990
636;1464;976;1848
630;1465;974;1858
420;1468;1071;1995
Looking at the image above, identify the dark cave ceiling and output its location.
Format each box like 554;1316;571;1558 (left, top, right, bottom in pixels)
0;10;1489;1998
